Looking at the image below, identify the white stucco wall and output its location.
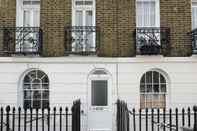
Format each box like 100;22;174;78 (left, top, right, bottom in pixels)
0;56;197;108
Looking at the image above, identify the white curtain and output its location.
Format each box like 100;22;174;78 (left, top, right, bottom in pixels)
136;1;156;27
192;2;197;29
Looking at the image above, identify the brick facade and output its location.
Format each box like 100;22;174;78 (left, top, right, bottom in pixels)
160;0;192;57
96;0;135;57
0;0;16;53
40;0;71;57
0;0;193;57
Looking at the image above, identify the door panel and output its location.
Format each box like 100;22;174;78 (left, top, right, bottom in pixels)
88;78;112;131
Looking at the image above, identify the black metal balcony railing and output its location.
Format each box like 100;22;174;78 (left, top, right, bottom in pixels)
1;27;42;55
191;28;197;54
135;27;170;55
65;26;99;55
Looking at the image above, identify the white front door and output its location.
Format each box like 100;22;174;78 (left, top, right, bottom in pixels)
72;0;96;52
88;71;112;131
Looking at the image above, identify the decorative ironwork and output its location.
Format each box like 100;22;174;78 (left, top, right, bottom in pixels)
2;27;42;55
65;26;99;55
191;28;197;54
135;27;170;55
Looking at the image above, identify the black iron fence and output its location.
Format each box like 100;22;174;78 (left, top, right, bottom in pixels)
191;28;197;54
0;27;42;55
0;100;80;131
117;100;197;131
134;27;170;55
65;26;100;55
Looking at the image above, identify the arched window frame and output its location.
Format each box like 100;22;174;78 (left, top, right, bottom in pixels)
140;69;168;109
22;69;49;109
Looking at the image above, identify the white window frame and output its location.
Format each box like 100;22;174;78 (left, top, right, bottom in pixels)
72;0;96;27
16;0;40;27
192;0;197;29
140;69;168;109
23;69;49;109
136;0;160;27
88;69;112;111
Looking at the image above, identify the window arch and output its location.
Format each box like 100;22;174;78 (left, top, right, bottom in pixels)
23;69;49;109
140;70;167;109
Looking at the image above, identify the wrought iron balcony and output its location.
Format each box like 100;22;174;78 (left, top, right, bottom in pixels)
65;26;99;55
191;28;197;54
0;27;42;55
135;27;170;55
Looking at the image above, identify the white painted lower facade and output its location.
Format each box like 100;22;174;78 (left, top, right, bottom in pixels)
0;56;197;131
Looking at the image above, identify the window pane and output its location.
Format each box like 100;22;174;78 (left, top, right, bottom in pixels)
33;100;41;108
23;10;31;27
86;11;93;26
24;90;32;99
42;100;49;108
153;84;159;92
137;1;156;27
43;90;49;99
161;84;166;92
91;80;108;106
140;75;145;84
146;84;152;93
146;71;152;83
140;85;145;93
33;90;41;100
24;100;31;109
33;10;40;27
24;84;31;89
160;74;166;83
75;11;83;26
153;71;159;84
32;83;41;89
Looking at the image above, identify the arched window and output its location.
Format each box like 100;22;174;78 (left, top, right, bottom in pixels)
140;70;167;109
23;70;49;109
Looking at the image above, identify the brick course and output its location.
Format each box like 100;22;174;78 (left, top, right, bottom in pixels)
160;0;192;56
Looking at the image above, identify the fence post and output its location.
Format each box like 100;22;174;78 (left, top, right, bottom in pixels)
193;106;197;131
6;106;10;131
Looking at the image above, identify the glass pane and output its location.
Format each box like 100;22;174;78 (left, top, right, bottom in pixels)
86;11;93;26
140;75;145;84
24;75;31;83
33;10;40;27
24;100;31;109
24;90;32;99
146;71;152;83
160;74;166;83
153;71;159;84
152;94;160;108
136;1;156;27
42;100;49;108
153;84;159;92
75;1;84;5
32;79;41;83
33;100;41;108
161;84;166;92
23;10;31;27
85;1;93;5
32;83;41;89
43;90;49;99
42;84;49;89
42;76;49;83
75;11;83;26
140;85;145;93
33;90;41;99
91;80;108;106
146;84;152;93
24;84;31;89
